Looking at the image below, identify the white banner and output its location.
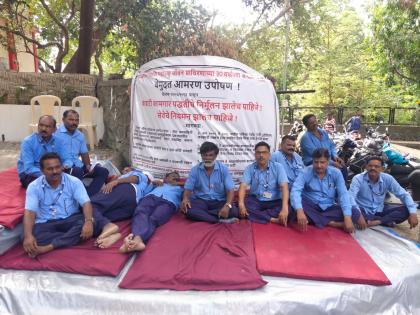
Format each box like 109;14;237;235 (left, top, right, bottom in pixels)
130;56;279;182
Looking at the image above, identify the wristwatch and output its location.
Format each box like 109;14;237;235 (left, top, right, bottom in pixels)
225;203;232;209
85;217;95;223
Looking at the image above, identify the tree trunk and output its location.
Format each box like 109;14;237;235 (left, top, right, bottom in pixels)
76;0;95;74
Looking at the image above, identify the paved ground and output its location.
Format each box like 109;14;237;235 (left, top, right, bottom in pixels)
1;141;419;242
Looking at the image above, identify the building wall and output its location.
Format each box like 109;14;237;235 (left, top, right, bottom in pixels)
0;17;36;72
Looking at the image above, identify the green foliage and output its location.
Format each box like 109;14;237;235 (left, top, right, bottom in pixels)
370;0;419;87
240;0;419;124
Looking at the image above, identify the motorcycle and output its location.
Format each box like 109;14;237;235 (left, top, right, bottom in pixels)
347;125;420;201
332;131;358;165
347;125;389;175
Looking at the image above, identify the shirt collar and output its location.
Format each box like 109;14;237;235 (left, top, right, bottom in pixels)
36;133;54;144
59;124;77;135
253;160;271;170
362;171;383;184
311;165;331;179
280;150;294;162
199;160;220;171
41;174;64;189
309;128;325;137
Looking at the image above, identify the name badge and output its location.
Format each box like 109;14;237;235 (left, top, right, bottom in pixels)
262;191;272;199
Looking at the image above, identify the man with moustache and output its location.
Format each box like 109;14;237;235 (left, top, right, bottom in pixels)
17;115;72;188
238;141;290;225
291;148;366;233
55;110;109;196
300;113;347;179
181;141;239;223
349;156;418;228
271;135;304;189
22;153;120;257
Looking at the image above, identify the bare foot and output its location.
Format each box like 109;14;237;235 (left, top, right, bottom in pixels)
97;233;121;249
96;223;119;245
119;234;146;253
270;218;281;224
119;234;133;253
32;244;54;257
327;221;344;228
367;220;381;227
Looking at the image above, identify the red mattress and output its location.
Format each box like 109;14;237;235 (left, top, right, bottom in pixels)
0;220;133;277
0;168;26;229
252;223;391;286
119;214;267;291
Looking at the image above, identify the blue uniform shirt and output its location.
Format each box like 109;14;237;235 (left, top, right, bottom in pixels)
184;161;234;201
300;128;337;166
349;172;418;215
148;184;184;208
291;166;352;216
119;170;154;203
241;161;288;201
17;133;72;176
54;124;88;168
271;150;304;188
25;173;90;224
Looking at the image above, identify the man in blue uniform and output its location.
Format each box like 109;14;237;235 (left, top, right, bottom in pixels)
271;135;304;189
238;141;290;225
349;156;418;228
55;110;109;196
120;171;183;252
22;153;119;257
300;114;347;179
89;167;156;248
181;142;238;223
291;148;366;233
17;115;71;188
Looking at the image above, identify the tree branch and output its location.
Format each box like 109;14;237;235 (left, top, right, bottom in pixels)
39;0;69;37
240;0;311;46
64;0;77;27
0;25;62;50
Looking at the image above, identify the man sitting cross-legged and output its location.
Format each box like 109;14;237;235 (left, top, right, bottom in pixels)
22;153;119;257
349;156;418;228
181;141;239;224
89;167;156;247
120;171;184;253
238;141;290;225
290;148;367;233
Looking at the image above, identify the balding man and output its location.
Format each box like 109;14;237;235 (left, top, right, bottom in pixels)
18;115;71;188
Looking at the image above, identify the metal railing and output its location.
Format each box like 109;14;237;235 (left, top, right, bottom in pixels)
282;106;419;126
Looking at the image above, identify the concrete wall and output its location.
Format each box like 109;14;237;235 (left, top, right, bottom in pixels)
0;104;104;142
97;79;131;166
0;72;97;105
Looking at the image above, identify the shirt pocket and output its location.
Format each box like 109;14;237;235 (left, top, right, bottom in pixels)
213;181;225;194
63;198;76;215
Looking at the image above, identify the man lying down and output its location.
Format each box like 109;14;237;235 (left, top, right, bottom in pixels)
22;152;120;257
